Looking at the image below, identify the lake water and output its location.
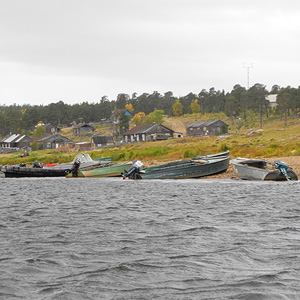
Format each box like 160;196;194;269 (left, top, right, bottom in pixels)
1;177;300;299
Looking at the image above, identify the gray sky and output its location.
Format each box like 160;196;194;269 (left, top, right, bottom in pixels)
1;0;300;106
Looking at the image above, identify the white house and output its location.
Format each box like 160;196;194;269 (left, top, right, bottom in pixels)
266;94;277;108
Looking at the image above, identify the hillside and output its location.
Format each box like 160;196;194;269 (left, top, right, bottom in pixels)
1;113;300;170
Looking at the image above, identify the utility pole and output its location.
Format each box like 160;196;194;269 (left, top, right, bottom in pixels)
243;63;253;89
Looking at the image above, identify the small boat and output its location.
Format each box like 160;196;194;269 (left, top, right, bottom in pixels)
1;164;70;178
230;157;298;181
122;151;230;179
66;161;133;178
1;154;101;178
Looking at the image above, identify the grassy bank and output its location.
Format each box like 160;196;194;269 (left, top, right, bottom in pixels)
1;114;300;166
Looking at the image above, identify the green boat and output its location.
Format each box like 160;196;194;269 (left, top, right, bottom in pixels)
122;151;230;179
66;161;132;178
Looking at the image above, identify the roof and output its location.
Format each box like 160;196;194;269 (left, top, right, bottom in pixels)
123;125;151;135
187;120;228;128
140;124;174;134
15;135;28;143
0;134;32;143
125;109;134;116
3;134;20;143
92;135;114;144
45;123;61;129
73;123;94;129
123;124;174;135
36;134;72;143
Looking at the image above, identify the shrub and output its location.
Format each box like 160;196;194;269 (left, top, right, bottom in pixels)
220;143;230;152
268;144;278;149
183;150;198;158
115;152;126;160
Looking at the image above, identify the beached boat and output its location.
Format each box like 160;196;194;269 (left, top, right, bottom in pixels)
66;161;133;178
1;154;101;178
1;164;70;178
230;158;298;181
122;151;230;179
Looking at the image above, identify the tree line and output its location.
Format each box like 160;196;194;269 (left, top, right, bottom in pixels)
1;83;300;137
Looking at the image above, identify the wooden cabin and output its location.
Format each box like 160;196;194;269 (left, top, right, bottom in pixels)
45;123;62;135
92;135;114;148
0;133;32;149
123;124;176;143
73;123;95;136
35;134;73;150
186;120;228;137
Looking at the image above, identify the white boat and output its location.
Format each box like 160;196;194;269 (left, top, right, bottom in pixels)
231;158;298;181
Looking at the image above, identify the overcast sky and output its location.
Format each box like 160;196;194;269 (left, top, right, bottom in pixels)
1;0;300;106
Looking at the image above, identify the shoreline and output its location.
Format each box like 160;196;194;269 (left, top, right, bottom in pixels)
1;156;299;180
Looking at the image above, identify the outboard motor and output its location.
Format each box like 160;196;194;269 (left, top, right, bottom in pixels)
122;160;144;179
274;160;291;181
67;159;81;177
32;161;43;168
19;163;26;167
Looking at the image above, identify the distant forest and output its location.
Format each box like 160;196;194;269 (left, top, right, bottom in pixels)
1;83;300;136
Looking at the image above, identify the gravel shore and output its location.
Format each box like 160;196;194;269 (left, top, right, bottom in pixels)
1;156;299;180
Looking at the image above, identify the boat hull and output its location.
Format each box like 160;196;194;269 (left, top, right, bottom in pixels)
66;161;132;177
2;166;68;178
138;153;230;179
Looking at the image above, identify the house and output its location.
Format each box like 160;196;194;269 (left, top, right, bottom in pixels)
35;134;73;150
123;124;176;143
45;123;62;135
266;94;277;108
92;135;114;148
0;133;32;149
74;142;92;151
73;123;95;136
186;120;228;137
100;118;111;125
124;109;134;117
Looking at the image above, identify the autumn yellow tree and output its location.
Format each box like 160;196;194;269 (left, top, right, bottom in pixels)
132;112;147;126
172;100;183;117
190;99;200;114
126;103;134;114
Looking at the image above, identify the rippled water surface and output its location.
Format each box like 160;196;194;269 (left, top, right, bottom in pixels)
1;177;300;299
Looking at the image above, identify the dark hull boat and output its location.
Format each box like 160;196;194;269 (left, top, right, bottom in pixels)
231;158;298;181
122;151;230;179
1;166;69;178
0;153;101;178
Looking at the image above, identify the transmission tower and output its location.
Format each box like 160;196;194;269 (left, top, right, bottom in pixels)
243;63;253;89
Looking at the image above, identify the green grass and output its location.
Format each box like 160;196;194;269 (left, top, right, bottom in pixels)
1;113;300;166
